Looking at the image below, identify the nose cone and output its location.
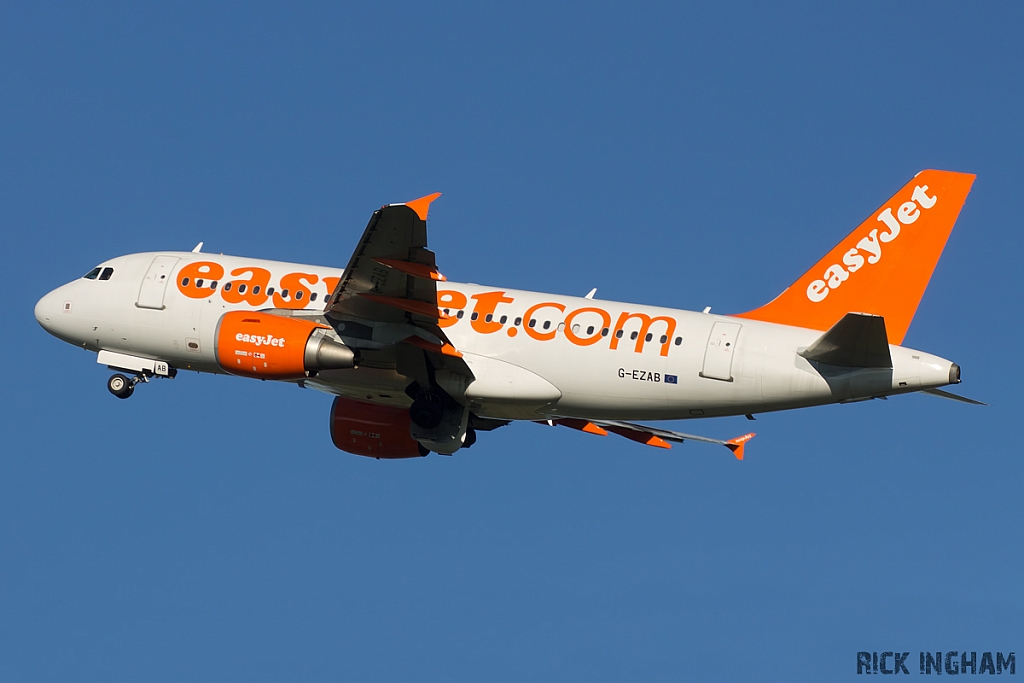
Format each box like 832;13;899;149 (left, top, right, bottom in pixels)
34;288;62;334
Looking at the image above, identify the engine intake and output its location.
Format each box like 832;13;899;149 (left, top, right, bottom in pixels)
215;311;355;379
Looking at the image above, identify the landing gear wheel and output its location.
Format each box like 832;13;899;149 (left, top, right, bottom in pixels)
410;391;445;429
107;373;134;399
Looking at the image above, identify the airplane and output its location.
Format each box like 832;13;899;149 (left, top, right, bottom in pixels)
34;170;980;460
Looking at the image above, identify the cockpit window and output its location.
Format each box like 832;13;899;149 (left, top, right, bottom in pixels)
99;267;114;281
83;267;101;280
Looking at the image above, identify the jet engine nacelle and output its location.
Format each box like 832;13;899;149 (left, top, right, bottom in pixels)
329;396;428;459
215;311;355;379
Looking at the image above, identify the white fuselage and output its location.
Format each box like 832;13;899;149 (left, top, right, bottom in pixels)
35;251;957;422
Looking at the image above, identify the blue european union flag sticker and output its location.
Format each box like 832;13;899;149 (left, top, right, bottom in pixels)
665;374;678;384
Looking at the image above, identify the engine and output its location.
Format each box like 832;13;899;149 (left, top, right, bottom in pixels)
215;311;355;379
329;396;428;459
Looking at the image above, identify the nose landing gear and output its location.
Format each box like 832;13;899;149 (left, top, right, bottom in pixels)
106;367;175;399
100;354;177;399
107;373;137;399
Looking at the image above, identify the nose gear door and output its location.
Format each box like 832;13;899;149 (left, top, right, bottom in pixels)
136;256;180;310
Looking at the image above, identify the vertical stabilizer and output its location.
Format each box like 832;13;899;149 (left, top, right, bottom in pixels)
735;170;975;344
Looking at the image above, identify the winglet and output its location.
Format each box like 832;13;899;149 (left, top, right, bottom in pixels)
725;433;756;460
405;193;442;221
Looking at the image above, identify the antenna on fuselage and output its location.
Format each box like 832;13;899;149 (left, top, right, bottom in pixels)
192;242;204;253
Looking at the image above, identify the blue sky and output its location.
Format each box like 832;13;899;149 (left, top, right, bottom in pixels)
1;2;1021;680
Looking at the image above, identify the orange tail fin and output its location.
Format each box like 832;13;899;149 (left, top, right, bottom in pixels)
735;170;975;345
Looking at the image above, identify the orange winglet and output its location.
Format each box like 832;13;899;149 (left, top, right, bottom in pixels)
374;258;447;282
725;433;755;461
359;293;445;319
401;335;463;358
404;192;442;221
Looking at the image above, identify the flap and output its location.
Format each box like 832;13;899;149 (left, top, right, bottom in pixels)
543;418;754;459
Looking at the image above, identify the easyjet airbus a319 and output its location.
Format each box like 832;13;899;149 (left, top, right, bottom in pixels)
35;170;980;460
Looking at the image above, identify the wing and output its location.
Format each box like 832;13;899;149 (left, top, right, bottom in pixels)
325;194;444;322
543;418;755;460
315;194;471;394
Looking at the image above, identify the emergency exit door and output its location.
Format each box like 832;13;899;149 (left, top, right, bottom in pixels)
701;321;742;381
136;256;180;310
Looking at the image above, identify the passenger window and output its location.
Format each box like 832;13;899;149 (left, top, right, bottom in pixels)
99;267;113;280
456;310;464;319
660;335;668;344
181;277;190;287
586;326;595;335
630;331;638;340
471;312;479;321
210;281;218;290
253;285;261;295
281;289;289;299
485;313;492;322
674;337;682;345
645;333;653;342
223;282;232;291
196;279;204;288
514;317;522;326
615;330;623;339
542;321;550;330
266;286;274;295
601;328;609;336
83;267;101;280
238;284;247;294
310;292;317;302
499;315;507;324
529;319;536;328
295;291;304;300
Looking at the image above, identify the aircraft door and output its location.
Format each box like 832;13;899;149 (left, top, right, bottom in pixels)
136;256;180;310
701;321;741;381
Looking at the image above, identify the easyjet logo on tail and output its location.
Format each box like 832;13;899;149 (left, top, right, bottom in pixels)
806;185;938;303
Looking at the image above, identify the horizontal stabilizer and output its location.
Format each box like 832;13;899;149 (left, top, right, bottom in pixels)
799;313;892;368
923;388;987;406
